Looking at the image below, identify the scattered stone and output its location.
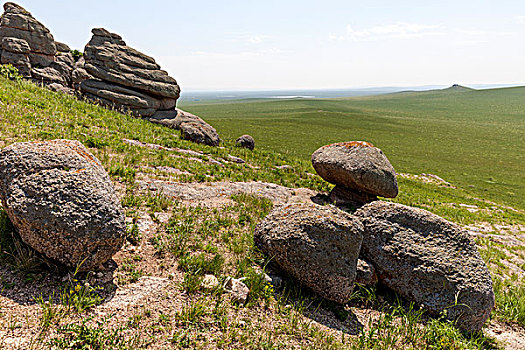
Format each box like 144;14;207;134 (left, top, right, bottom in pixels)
227;155;245;164
311;141;398;203
355;201;495;332
355;259;378;286
0;139;126;271
254;202;363;304
201;274;219;290
236;134;255;150
224;277;249;304
275;165;293;170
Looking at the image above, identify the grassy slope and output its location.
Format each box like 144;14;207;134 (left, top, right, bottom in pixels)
180;86;525;210
0;76;524;349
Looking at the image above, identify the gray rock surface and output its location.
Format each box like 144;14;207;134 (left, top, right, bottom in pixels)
0;140;125;271
150;108;220;147
254;202;363;304
0;3;73;86
355;201;495;332
312;141;398;198
355;259;378;286
81;28;180;99
236;134;255;150
330;185;377;207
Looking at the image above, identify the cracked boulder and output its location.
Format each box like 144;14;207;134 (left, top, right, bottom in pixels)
0;140;125;271
255;202;363;304
355;201;495;332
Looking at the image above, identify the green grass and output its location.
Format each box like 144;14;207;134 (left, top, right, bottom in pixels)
0;72;524;348
180;86;525;210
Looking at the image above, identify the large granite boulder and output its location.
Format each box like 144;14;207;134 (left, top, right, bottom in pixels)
0;140;126;271
0;2;73;86
73;28;179;118
254;202;363;304
312;141;398;206
355;201;495;332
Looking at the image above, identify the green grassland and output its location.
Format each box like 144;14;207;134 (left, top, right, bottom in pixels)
0;74;524;349
181;86;525;210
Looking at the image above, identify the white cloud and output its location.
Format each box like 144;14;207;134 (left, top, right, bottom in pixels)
517;15;525;24
329;22;445;42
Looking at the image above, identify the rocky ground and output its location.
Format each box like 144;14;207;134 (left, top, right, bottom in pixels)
0;137;524;349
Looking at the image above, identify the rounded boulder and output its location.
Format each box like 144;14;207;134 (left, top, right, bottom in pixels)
311;141;398;198
0;140;125;271
254;202;363;304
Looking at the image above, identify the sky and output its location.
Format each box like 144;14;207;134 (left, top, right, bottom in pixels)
9;0;525;90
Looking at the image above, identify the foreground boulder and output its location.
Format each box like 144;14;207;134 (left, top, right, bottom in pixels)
236;135;255;150
0;140;125;271
355;201;494;332
254;202;363;303
312;141;398;206
75;28;180;117
0;2;74;87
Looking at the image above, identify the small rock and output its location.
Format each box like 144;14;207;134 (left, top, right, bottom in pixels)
224;277;249;304
235;135;255;150
355;259;378;286
227;155;245;164
201;274;219;290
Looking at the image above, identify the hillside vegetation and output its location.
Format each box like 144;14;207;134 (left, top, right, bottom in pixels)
0;76;524;349
181;86;525;210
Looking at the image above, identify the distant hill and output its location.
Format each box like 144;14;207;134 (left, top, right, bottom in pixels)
441;84;475;92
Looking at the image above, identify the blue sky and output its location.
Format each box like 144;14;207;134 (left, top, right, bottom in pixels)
10;0;525;90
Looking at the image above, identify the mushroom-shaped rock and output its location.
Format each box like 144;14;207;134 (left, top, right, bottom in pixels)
311;141;398;198
355;201;495;332
254;202;363;304
236;135;255;150
0;140;126;271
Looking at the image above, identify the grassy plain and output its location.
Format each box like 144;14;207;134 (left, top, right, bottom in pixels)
181;86;525;210
0;74;523;349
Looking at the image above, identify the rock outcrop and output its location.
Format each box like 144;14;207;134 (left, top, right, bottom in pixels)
312;141;398;206
236;135;255;150
355;201;495;332
0;140;126;271
149;108;220;146
74;28;180;118
254;202;363;304
0;2;74;89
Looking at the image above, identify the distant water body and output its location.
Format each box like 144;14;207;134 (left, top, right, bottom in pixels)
179;84;522;103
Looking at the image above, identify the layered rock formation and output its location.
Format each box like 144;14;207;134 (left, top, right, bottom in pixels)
0;2;74;89
0;140;126;271
74;28;180;118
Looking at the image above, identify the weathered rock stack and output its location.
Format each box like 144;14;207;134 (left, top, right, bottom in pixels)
0;140;126;271
255;140;495;332
311;141;398;206
74;28;180;119
0;2;74;90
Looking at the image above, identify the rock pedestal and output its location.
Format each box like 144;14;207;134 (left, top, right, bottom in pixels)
312;141;398;207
